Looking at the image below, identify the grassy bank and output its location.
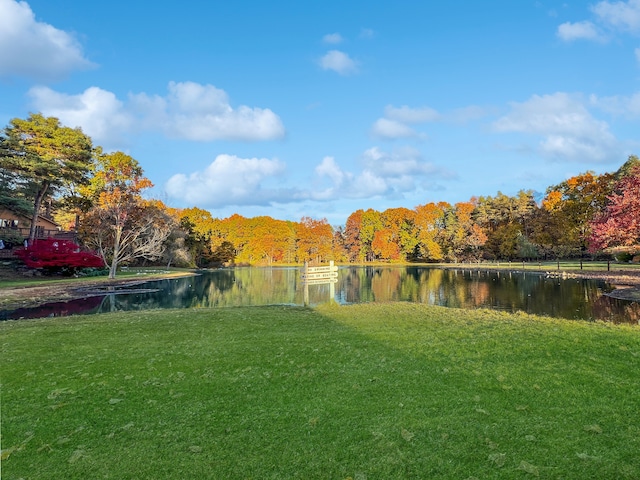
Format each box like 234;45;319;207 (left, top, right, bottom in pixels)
0;266;195;289
1;304;639;479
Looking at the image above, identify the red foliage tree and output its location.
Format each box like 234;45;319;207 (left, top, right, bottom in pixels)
14;238;105;272
588;166;640;253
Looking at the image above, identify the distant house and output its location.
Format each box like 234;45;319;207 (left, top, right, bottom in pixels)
0;207;62;243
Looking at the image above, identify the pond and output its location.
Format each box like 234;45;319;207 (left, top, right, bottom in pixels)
1;266;639;324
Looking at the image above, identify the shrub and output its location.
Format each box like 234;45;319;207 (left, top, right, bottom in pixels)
14;238;104;275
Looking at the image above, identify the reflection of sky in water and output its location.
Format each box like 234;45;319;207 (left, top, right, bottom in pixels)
1;267;638;324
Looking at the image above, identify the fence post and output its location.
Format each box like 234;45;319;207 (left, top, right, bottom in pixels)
303;261;309;307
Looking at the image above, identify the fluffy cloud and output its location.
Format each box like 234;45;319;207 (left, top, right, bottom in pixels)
167;148;455;208
29;81;286;147
28;86;133;145
557;21;602;41
493;93;619;162
0;0;94;80
165;154;293;207
311;147;455;200
132;81;286;141
371;118;421;139
371;105;440;140
318;50;358;75
592;0;640;33
557;0;640;41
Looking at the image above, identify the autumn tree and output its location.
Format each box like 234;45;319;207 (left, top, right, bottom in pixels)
380;207;417;261
344;209;364;262
296;217;333;263
331;226;349;263
540;173;612;257
14;238;103;273
589;165;640;253
242;216;295;265
0;113;94;241
79;151;172;278
414;202;448;261
372;228;400;261
359;209;383;261
439;201;487;262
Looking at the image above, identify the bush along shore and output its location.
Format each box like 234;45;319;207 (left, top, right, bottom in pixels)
1;303;639;479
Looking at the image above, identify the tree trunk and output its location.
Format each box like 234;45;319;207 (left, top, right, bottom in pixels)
109;226;122;279
29;181;49;243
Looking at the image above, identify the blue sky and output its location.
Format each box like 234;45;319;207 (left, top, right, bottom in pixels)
1;0;640;226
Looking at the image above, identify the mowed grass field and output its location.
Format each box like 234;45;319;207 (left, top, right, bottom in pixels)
1;303;639;479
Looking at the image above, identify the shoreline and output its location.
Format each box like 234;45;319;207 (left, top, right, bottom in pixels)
0;271;198;311
438;265;640;301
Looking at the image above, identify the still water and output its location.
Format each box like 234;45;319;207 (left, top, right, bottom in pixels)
1;266;638;324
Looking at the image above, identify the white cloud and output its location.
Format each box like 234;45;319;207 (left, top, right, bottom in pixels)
590;91;640;116
384;105;440;123
591;0;640;33
371;103;490;140
165;154;293;207
371;118;421;139
0;0;94;80
371;104;440;140
493;92;619;162
322;33;343;44
557;21;603;41
318;50;358;75
558;1;640;43
170;149;456;208
136;81;286;141
28;86;133;146
315;156;346;187
311;147;455;201
29;81;286;147
362;146;450;178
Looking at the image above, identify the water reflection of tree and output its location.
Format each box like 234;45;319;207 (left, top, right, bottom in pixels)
371;268;402;301
76;267;640;324
592;295;640;324
469;279;491;307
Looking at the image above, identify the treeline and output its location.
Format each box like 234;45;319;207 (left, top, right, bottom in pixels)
2;113;640;272
180;155;639;266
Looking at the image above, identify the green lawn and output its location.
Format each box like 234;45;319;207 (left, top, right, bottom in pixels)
1;303;639;479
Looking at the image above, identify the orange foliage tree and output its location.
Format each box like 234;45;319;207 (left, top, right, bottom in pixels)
296;216;333;263
79;151;173;278
414;202;448;261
